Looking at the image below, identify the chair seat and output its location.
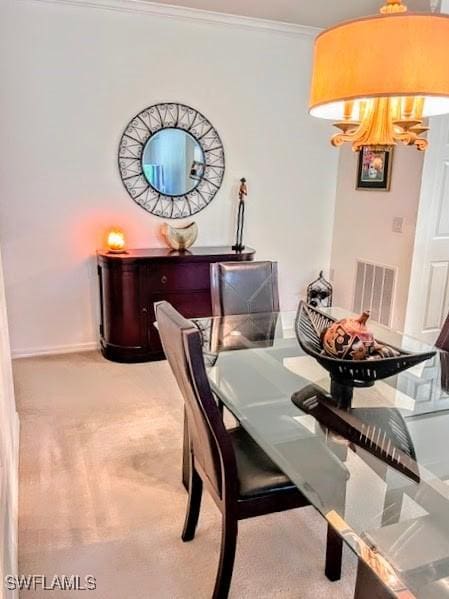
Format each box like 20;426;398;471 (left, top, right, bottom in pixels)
229;427;297;498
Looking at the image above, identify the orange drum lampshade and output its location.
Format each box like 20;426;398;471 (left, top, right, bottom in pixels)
309;0;449;151
106;228;126;253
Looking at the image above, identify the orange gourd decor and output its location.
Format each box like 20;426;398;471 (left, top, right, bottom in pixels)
323;311;374;360
322;311;400;360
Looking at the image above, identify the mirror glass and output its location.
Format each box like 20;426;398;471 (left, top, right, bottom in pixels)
142;128;205;196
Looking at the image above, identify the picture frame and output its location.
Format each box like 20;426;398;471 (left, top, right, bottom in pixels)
356;146;393;191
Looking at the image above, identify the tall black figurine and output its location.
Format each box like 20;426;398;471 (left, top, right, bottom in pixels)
232;178;248;252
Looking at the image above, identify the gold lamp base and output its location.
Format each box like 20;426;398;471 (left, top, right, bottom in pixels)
332;97;429;152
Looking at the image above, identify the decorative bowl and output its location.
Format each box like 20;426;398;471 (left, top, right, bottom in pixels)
295;301;435;405
162;222;198;251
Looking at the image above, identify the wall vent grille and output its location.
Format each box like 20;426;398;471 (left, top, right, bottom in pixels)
352;260;396;327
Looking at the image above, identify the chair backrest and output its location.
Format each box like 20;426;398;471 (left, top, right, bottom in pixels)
155;301;236;499
210;260;280;316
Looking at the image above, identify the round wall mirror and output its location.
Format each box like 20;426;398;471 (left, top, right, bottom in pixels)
141;128;205;197
118;103;225;219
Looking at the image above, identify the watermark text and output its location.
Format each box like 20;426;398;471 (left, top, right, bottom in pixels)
5;574;96;591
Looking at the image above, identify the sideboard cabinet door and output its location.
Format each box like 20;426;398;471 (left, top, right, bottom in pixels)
98;262;148;362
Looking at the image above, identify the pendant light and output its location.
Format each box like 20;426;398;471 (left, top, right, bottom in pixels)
309;0;449;151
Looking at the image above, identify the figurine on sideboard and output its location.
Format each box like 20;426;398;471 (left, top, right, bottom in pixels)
232;177;248;252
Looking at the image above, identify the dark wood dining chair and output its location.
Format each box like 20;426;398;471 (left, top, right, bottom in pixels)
429;316;449;392
436;312;449;352
155;300;343;599
210;261;280;316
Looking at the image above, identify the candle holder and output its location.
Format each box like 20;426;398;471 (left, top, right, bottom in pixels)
307;271;332;308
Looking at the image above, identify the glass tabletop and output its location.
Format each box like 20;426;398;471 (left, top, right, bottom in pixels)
193;309;449;599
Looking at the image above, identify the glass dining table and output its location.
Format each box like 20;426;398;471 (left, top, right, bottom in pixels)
189;308;449;599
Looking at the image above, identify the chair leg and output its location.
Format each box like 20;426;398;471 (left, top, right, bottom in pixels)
182;463;203;542
212;514;238;599
218;399;224;416
325;524;343;582
182;409;190;491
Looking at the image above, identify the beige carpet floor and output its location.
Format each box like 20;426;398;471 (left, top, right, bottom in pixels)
14;351;356;598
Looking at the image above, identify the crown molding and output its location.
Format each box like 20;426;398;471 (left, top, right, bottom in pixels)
20;0;321;38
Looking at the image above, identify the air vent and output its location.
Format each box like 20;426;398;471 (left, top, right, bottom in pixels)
352;260;396;326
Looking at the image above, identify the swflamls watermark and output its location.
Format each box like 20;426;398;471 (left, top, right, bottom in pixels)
5;575;96;591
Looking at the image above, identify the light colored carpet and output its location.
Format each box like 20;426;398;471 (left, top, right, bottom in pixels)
14;351;356;598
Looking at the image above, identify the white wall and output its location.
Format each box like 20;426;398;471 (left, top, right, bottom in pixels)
0;0;338;356
330;145;424;331
0;247;19;598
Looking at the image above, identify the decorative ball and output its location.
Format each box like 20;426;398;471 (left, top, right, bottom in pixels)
322;311;374;360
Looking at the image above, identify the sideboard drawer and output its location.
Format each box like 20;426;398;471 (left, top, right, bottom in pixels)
148;263;210;292
151;290;212;319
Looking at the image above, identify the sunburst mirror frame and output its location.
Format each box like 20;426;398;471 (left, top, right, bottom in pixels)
118;103;225;219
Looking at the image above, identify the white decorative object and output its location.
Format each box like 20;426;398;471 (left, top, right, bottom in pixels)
161;222;198;251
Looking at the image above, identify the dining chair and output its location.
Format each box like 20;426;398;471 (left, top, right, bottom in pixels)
155;300;343;598
210;260;280;316
436;312;449;351
431;317;449;391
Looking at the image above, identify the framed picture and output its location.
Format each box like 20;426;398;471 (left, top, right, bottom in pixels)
356;146;393;191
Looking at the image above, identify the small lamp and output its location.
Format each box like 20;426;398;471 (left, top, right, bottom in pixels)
106;228;127;254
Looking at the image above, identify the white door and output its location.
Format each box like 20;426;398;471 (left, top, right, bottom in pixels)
405;0;449;342
405;115;449;343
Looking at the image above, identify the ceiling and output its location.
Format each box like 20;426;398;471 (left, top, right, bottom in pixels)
146;0;435;28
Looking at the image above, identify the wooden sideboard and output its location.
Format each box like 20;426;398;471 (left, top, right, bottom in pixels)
97;246;255;362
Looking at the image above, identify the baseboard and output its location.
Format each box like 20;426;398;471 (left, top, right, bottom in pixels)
12;341;99;359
